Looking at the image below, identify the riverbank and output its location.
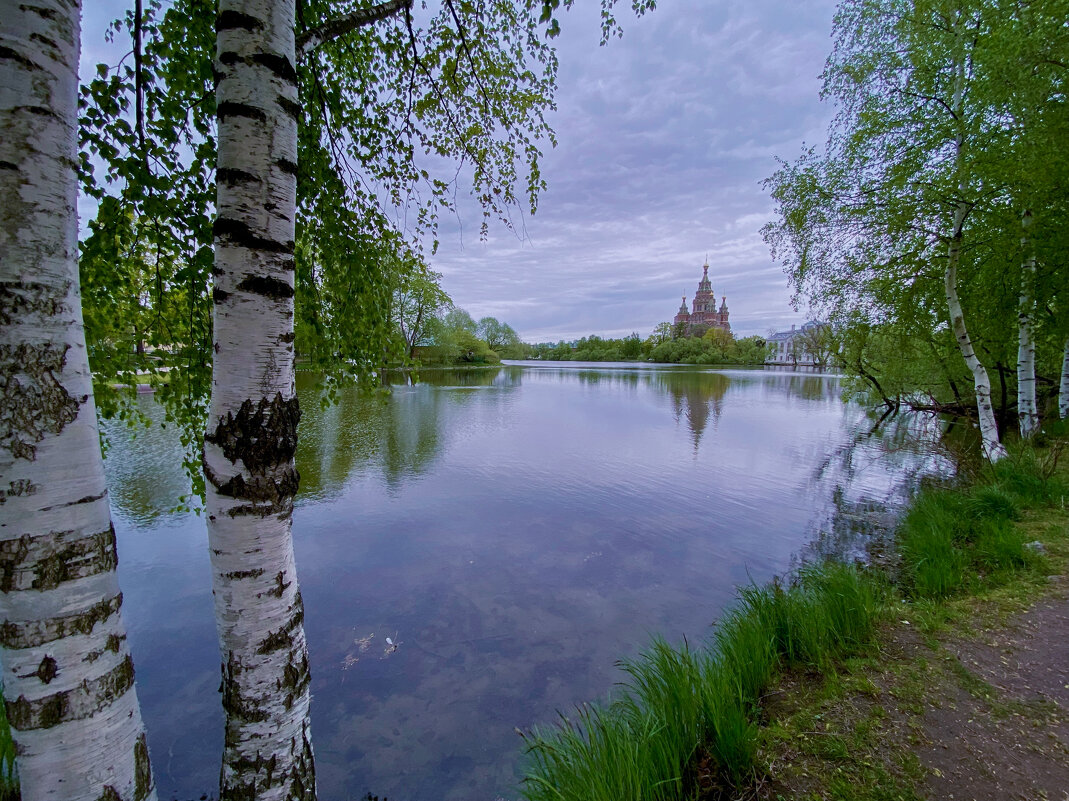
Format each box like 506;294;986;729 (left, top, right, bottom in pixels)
520;432;1069;800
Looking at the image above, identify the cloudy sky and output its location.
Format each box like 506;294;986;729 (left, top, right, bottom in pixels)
80;0;839;342
431;0;840;341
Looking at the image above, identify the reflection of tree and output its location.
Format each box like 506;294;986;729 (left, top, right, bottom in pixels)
797;410;959;568
414;366;509;387
762;371;839;403
101;397;194;524
296;368;515;499
650;371;730;453
572;370;641;389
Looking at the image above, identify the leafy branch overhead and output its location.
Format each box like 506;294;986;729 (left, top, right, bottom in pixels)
79;0;655;479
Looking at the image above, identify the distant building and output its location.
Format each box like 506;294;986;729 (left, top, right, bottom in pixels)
672;260;730;334
767;320;829;366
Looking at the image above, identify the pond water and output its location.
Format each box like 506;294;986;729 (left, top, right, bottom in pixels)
103;362;947;801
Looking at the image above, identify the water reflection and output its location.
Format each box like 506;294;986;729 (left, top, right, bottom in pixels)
103;364;948;800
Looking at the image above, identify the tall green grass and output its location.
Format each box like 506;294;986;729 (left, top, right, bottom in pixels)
521;440;1066;801
0;692;16;801
898;445;1064;600
521;562;887;801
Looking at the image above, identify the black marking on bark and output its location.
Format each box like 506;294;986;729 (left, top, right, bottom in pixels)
1;479;37;506
134;732;153;800
267;570;291;599
279;331;295;343
18;654;59;684
256;601;304;655
21;104;59;118
277;94;301;121
29;33;59;53
280;257;296;272
216;9;262;32
219;50;240;66
280;650;310;709
220;652;269;723
275;157;298;176
252;52;298;84
213;288;231;304
0;338;80;461
236;274;294;301
97;787;121;801
38;655;58;683
216;101;267;123
217;167;262;185
0;161;17;171
0;281;68;326
0;526;117;592
213;216;295;254
37;525;116;590
106;632;125;652
0;592;123;648
223;567;264;580
37;490;106;511
206;393;301;473
20;5;59;21
204;393;301;515
0;45;40;71
5;654;135;730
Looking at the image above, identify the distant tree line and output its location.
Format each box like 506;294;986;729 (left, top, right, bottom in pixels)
528;325;770;365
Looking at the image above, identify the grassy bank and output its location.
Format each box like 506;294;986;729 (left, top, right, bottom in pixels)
519;435;1068;801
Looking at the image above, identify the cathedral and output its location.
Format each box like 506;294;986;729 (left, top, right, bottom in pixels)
673;261;730;334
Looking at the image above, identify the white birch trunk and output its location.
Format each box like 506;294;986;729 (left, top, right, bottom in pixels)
0;3;157;799
945;10;1006;462
1016;209;1038;437
1060;338;1069;420
206;1;315;798
945;204;1007;462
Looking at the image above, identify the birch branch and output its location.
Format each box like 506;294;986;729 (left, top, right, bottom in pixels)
297;0;414;57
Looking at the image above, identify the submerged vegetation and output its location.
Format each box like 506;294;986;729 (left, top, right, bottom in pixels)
519;433;1069;800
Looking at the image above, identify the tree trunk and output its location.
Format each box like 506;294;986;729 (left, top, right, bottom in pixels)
0;3;157;799
1016;209;1038;437
945;205;1007;461
1060;338;1069;420
944;10;1005;462
205;1;316;798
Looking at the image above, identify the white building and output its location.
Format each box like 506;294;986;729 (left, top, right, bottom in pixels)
767;320;829;366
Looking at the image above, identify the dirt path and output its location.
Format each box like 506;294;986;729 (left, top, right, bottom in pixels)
751;573;1069;801
917;577;1069;801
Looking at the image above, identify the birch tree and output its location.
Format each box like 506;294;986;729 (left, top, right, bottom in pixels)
764;0;1037;459
82;1;656;796
0;1;157;799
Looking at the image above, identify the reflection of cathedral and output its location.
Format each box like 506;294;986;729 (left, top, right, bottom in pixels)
673;260;730;334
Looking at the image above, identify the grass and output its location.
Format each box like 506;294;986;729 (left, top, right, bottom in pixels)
519;437;1069;801
0;697;16;801
521;562;888;801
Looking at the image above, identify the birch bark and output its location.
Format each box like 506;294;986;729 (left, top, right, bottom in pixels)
0;2;157;799
944;6;1005;462
205;1;315;797
1016;209;1038;437
945;203;1007;461
1060;338;1069;420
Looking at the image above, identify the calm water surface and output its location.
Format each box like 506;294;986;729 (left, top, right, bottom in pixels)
103;363;945;800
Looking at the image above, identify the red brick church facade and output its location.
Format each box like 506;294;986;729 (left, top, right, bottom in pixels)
673;261;730;334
